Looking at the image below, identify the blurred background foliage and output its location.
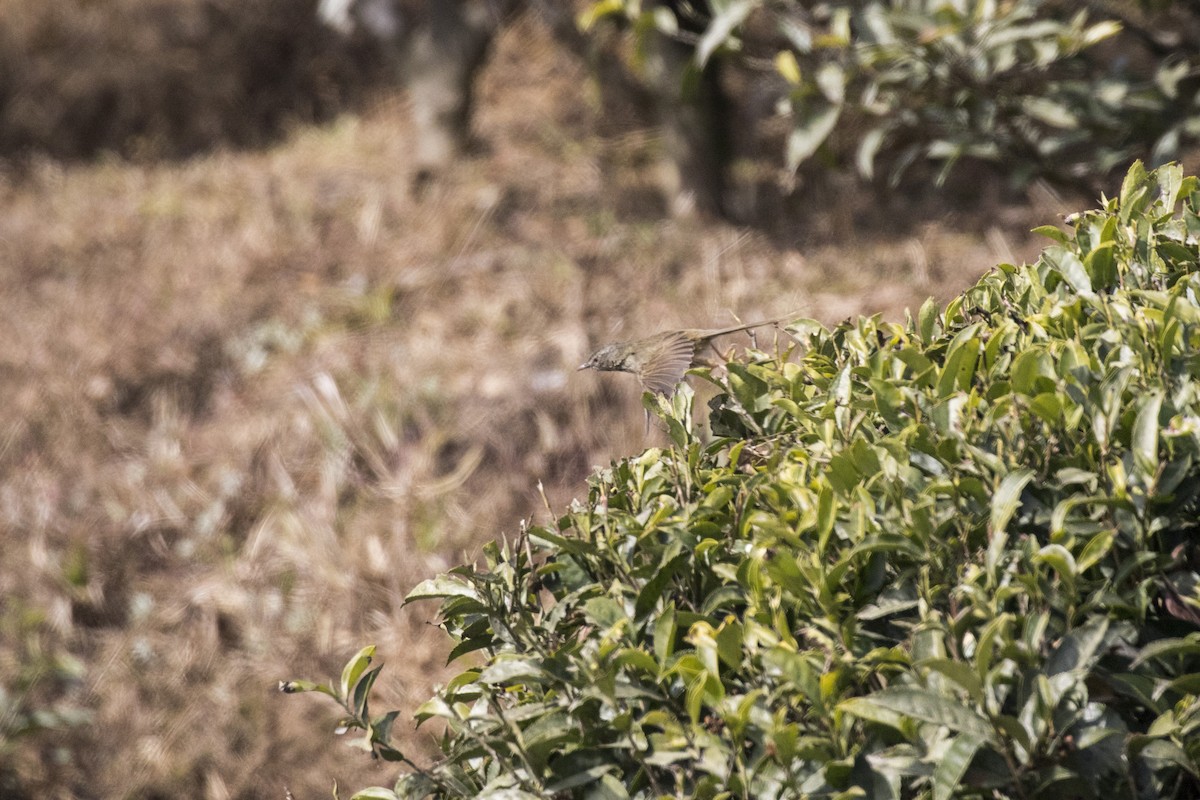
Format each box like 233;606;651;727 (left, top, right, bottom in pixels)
587;0;1200;193
0;0;388;160
0;0;1196;797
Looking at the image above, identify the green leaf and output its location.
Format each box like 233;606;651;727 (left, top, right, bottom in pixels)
545;764;617;793
1132;392;1164;480
413;695;456;724
476;788;548;800
988;469;1034;575
1022;97;1078;129
919;658;984;704
1046;618;1109;676
590;773;633;799
1081;19;1122;47
1086;240;1118;289
845;534;925;561
351;664;382;720
775;50;802;85
787;103;841;171
1138;739;1199;778
615;647;659;675
1032;225;1069;244
695;0;754;66
1010;349;1054;395
856;127;886;179
340;645;376;700
840;688;996;743
577;0;626;31
715;619;744;670
447;632;495;663
1158;673;1200;700
405;575;480;603
1029;392;1063;425
1130;635;1200;669
992;715;1034;757
654;604;678;666
837;697;909;732
932;735;983;800
918;297;940;344
635;552;689;619
1034;543;1077;582
478;658;544;685
584;596;628;629
277;679;338;699
349;787;399;800
1120;160;1150;223
1076;528;1117;572
974;614;1012;679
1153;162;1186;212
936;330;980;396
817;484;836;555
1043;246;1094;297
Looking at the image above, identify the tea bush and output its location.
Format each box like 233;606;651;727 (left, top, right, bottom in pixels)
291;162;1200;798
584;1;1200;189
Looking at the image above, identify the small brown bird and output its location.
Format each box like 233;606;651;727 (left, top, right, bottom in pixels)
578;317;790;395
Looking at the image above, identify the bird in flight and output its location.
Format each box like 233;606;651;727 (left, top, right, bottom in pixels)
578;316;792;395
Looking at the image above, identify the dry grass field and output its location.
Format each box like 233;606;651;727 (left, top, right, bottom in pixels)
0;6;1089;799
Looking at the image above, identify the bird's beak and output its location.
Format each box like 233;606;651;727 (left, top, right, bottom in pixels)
577;363;590;371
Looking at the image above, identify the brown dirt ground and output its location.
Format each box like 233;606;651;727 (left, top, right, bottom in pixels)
0;9;1095;800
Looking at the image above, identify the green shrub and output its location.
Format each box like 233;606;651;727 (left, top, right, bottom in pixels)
584;1;1200;189
290;161;1200;798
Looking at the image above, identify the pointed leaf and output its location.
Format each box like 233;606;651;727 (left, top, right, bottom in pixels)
341;645;376;700
932;735;983;800
696;0;754;66
1132;392;1163;480
840;688;996;743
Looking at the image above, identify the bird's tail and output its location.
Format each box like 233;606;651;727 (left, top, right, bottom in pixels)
705;313;798;338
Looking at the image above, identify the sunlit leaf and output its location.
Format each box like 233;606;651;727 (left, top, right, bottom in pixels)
932;735;983;800
841;688;997;743
1132;392;1164;480
340;645;376;700
786;103;841;171
695;0;754;67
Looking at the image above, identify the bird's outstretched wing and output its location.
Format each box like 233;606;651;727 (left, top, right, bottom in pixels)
637;333;697;395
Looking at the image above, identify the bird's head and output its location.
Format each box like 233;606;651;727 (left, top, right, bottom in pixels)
578;342;630;373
